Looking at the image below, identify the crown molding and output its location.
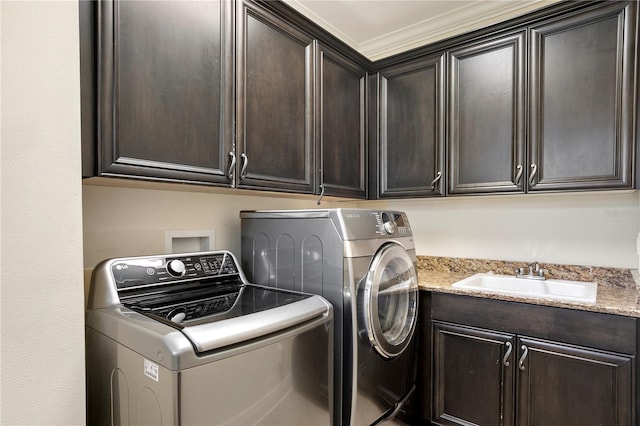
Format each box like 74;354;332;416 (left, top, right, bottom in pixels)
283;0;562;61
281;0;362;48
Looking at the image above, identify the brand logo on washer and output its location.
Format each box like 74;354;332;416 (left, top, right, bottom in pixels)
144;359;159;382
345;213;361;218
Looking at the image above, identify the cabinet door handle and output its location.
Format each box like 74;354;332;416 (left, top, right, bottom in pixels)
528;164;538;187
503;341;513;367
518;345;529;371
226;151;236;180
316;184;325;206
240;153;248;180
430;171;442;191
515;164;523;185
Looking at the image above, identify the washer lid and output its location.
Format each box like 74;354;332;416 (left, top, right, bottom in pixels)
362;243;418;358
180;292;331;352
123;284;332;353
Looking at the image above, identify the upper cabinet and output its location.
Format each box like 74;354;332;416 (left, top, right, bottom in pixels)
235;1;314;194
316;44;368;199
447;32;525;195
82;0;639;199
528;2;636;192
372;0;638;198
91;0;234;184
447;1;639;196
83;0;369;197
374;54;445;198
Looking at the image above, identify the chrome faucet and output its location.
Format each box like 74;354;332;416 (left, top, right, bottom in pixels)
515;262;546;280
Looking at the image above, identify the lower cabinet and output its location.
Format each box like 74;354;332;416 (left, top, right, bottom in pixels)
432;322;515;425
516;336;633;425
423;293;637;426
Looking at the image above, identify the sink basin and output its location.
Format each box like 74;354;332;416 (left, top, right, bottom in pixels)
451;273;597;304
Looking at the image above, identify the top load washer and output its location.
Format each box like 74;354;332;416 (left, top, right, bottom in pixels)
240;209;419;426
86;250;333;425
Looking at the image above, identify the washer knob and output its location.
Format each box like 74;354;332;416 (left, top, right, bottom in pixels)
168;308;186;323
167;259;186;277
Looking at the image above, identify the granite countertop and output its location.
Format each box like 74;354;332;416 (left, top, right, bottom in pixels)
416;256;640;318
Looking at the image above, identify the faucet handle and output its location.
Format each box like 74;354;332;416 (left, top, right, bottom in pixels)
516;263;546;280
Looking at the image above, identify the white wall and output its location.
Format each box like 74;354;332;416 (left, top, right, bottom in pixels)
1;2;85;424
360;191;640;268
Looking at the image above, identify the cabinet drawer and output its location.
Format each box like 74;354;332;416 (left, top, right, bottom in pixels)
431;293;637;354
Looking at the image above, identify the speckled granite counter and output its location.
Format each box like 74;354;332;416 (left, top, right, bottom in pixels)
417;256;640;318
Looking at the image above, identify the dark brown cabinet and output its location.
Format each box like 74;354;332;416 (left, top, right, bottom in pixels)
432;322;515;425
373;0;638;198
374;54;445;198
91;0;234;184
316;44;367;199
528;1;636;192
447;1;637;195
516;336;633;425
83;0;370;197
235;0;315;193
422;293;637;426
447;32;525;195
82;0;639;198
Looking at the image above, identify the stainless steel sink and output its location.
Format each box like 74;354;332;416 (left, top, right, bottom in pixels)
451;273;597;304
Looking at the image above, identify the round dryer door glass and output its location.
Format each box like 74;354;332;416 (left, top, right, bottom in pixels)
363;243;418;359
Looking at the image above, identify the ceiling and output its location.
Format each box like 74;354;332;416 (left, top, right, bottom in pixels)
282;0;562;61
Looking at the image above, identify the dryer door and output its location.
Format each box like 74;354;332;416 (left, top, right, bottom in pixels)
363;243;418;359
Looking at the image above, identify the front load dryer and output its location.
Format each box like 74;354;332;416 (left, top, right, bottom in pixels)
240;209;419;426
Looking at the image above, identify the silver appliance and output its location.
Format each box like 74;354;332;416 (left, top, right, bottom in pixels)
240;209;419;426
86;250;333;425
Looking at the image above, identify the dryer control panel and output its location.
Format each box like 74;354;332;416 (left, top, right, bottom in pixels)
372;211;411;237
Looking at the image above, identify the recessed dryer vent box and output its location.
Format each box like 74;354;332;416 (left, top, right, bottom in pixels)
164;230;215;254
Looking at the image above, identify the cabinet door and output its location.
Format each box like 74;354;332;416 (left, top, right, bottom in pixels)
316;44;367;199
517;336;634;425
432;321;515;426
97;0;234;184
236;1;314;193
376;54;445;198
447;32;526;195
528;2;637;191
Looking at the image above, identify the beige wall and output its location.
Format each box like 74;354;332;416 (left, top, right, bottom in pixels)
83;181;640;272
360;191;639;268
82;181;344;269
1;2;86;424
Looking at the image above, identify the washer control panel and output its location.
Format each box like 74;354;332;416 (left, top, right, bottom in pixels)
112;251;239;290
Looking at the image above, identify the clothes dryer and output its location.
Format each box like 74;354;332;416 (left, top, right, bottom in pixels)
241;209;419;426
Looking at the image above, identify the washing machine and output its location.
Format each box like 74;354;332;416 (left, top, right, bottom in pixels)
86;250;333;425
240;209;419;426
